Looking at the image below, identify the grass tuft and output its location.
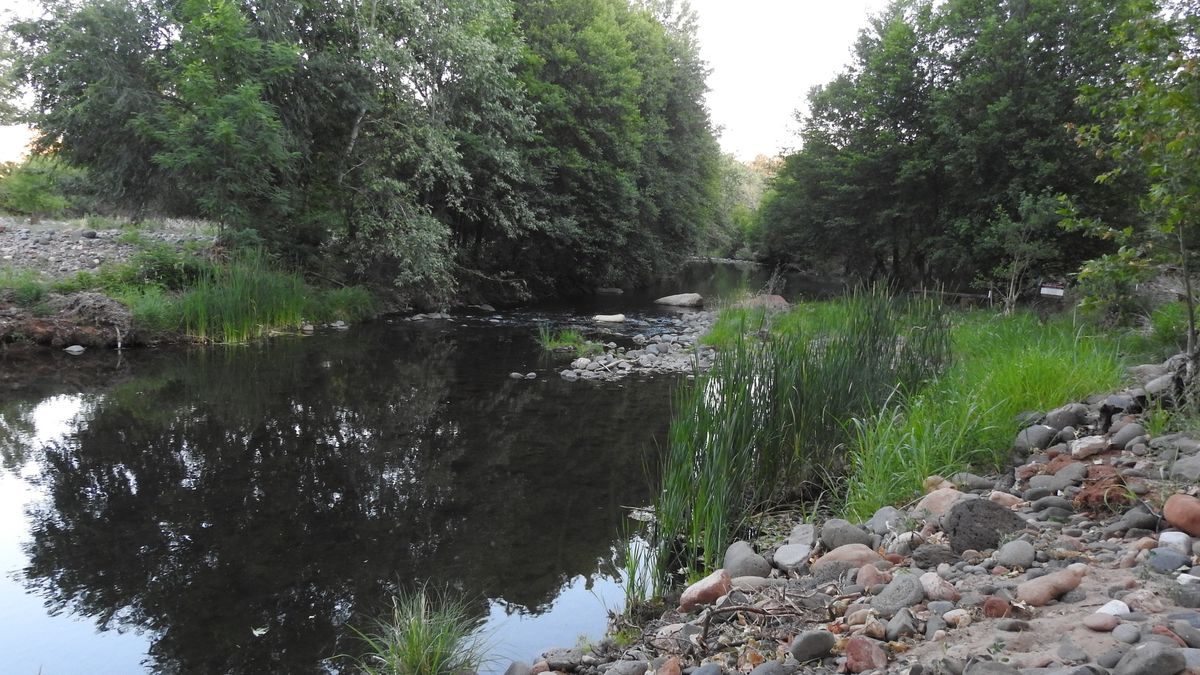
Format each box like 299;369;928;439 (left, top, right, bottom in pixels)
348;586;489;675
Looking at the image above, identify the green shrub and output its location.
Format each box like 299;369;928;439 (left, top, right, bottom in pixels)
0;268;49;305
0;157;79;221
348;587;489;675
1149;301;1189;355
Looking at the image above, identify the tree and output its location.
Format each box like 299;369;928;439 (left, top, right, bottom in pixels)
1072;0;1200;356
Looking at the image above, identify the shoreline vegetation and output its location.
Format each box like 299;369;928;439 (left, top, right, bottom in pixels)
0;231;375;345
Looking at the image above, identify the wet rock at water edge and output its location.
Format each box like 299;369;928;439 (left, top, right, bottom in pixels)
654;293;704;307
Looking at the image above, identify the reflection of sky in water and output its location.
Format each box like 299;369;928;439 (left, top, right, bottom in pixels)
1;394;150;674
0;394;629;673
482;571;623;672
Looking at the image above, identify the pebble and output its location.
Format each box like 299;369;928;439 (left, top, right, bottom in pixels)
1084;613;1121;631
1114;623;1142;643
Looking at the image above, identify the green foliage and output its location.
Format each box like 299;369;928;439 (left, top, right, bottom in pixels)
0;267;49;305
652;290;950;583
1149;301;1190;354
0;157;80;220
1073;247;1156;325
759;0;1133;288
348;586;488;675
843;312;1124;518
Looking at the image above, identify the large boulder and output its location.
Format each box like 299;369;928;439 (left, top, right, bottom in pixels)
654;293;704;307
943;499;1028;553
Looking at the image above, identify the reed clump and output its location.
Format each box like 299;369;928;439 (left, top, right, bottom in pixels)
650;289;950;586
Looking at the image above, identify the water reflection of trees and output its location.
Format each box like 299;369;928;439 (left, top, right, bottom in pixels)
11;325;669;673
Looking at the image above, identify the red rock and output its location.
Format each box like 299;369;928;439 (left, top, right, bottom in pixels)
1165;494;1200;536
813;544;882;571
1083;613;1119;631
845;636;889;673
1045;455;1081;474
1152;626;1189;648
1016;463;1042;481
914;488;966;520
1016;569;1082;606
920;572;961;602
883;553;906;565
989;491;1023;508
658;656;682;675
677;569;732;612
991;566;1010;576
982;596;1013;618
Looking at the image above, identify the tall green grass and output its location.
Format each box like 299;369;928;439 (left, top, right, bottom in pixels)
651;290;950;585
843;312;1124;518
348;586;489;675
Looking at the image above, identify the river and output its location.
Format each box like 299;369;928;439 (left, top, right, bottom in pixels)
0;261;824;674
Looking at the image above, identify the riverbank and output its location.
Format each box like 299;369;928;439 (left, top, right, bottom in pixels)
518;347;1200;675
0;217;375;346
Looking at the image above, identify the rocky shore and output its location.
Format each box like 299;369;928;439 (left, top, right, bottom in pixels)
558;311;717;382
0;217;214;279
515;352;1200;675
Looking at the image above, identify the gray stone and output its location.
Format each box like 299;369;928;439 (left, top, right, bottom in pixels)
820;518;873;549
1181;648;1200;669
1032;496;1075;512
1113;642;1185;675
1016;425;1058;451
996;539;1036;569
1147;373;1179;398
607;663;649;675
997;619;1032;632
1171;455;1200;482
1045;404;1088;431
1147;547;1190;574
913;544;960;568
544;648;585;671
691;665;723;675
1056;462;1090;483
886;608;918;641
866;506;904;535
952;472;995;491
943;499;1028;553
789;629;837;662
928;600;955;616
723;541;771;578
871;573;925;617
1099;647;1128;668
787;523;816;547
1113;423;1148;450
773;543;812;572
1058;637;1090;664
1113;623;1142;644
1172;620;1200;648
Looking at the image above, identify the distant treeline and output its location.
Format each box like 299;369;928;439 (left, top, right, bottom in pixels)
2;0;720;303
756;0;1195;300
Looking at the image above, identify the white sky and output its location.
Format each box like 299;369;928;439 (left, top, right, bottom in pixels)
691;0;889;159
0;0;889;163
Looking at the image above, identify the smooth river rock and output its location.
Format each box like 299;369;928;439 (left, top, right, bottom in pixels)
1016;568;1083;606
677;569;732;612
723;541;771;578
654;293;704;307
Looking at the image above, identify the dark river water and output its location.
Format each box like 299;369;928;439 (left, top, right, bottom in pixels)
0;261;827;674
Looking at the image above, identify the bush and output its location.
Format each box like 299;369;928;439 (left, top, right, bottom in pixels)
1149;301;1189;355
0;157;82;221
